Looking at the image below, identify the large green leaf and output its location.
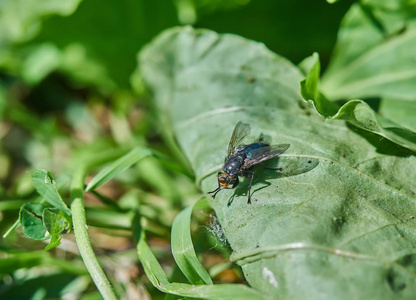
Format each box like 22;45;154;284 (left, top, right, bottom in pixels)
321;1;416;101
140;27;416;299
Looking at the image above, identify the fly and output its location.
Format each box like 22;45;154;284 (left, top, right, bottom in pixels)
208;121;290;204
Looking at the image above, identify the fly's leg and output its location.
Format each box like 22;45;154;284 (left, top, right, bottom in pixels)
208;186;221;198
246;172;255;204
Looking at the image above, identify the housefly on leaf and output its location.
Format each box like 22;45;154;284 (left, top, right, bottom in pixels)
208;121;289;204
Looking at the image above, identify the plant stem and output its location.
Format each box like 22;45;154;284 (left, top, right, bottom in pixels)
3;219;20;238
71;167;118;300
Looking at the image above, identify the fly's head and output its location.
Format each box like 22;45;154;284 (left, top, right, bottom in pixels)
207;172;239;199
217;172;239;189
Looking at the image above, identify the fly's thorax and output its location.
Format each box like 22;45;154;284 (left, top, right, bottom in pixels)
223;154;244;176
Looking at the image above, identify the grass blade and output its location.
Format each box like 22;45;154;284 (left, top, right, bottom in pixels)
85;146;152;191
171;198;213;285
135;220;272;300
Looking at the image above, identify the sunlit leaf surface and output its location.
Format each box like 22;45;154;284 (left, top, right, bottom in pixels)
141;27;416;299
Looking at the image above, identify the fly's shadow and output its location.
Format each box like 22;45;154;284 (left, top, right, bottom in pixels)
227;156;319;206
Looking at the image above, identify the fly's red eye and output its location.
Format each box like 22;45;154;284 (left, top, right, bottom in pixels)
218;177;226;183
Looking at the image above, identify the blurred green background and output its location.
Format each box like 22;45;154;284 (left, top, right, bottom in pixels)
0;0;356;299
0;0;354;180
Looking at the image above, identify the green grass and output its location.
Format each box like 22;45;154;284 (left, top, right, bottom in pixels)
1;0;416;299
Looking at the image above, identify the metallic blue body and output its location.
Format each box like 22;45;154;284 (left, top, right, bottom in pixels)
223;142;268;176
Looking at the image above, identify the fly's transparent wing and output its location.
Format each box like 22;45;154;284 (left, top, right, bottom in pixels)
243;144;290;168
227;121;251;156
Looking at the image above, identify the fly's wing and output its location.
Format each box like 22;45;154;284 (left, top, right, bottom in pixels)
227;121;251;156
243;144;290;168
